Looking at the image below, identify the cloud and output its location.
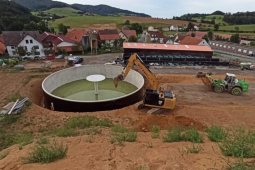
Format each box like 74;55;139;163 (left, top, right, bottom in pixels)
58;0;255;17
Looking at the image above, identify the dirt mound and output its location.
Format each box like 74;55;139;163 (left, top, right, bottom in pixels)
135;115;206;131
20;77;45;106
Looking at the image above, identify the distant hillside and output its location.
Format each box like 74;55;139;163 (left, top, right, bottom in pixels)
13;0;150;17
0;0;39;31
13;0;69;10
174;11;255;25
72;4;150;17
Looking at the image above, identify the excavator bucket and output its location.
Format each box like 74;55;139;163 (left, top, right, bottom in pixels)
196;72;207;78
196;72;214;87
113;74;124;88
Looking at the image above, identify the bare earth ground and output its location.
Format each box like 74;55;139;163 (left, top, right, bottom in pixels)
0;59;255;170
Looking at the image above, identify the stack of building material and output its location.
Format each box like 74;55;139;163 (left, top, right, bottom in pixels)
0;97;29;115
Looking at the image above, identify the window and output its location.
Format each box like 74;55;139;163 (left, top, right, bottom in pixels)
30;40;33;44
26;40;29;44
11;46;15;49
33;45;39;49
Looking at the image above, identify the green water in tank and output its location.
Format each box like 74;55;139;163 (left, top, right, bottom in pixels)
52;78;138;101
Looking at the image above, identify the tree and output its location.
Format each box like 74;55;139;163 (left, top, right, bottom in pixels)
230;34;240;43
214;24;219;31
187;22;194;31
191;32;196;37
203;35;209;43
128;35;137;42
124;20;130;25
58;23;69;35
207;30;214;40
129;23;143;34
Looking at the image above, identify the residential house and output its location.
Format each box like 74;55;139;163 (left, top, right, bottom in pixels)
40;32;81;54
214;33;232;41
81;30;98;54
240;39;251;46
2;31;45;57
170;25;179;31
66;28;89;43
98;29;120;47
138;31;151;43
162;27;170;32
119;29;137;41
187;31;207;39
194;25;200;31
147;31;166;44
148;26;159;32
179;36;209;46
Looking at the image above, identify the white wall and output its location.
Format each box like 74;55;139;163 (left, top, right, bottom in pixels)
18;35;45;57
6;46;17;56
57;42;77;47
198;40;209;46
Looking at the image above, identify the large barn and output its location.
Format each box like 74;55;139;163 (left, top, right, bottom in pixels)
123;42;228;66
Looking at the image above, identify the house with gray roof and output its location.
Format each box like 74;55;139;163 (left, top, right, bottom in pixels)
2;31;45;57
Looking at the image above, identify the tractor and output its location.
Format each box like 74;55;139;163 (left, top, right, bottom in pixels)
197;72;249;96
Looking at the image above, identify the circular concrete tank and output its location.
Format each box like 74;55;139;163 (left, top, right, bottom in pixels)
42;65;144;112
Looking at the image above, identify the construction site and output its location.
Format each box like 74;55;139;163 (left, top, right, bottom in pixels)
0;52;255;170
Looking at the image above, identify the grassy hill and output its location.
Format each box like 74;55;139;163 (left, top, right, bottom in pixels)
42;8;189;30
49;15;124;28
0;0;39;31
45;7;81;17
194;15;226;25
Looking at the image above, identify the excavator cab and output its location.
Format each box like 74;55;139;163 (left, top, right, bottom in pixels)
143;89;176;110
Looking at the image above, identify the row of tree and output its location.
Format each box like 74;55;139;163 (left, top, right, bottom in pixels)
223;12;255;25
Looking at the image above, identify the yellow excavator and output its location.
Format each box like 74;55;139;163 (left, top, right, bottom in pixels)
114;53;176;110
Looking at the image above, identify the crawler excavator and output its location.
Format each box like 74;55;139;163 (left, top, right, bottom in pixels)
114;53;176;110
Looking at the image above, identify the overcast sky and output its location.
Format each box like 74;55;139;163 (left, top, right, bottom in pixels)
58;0;255;18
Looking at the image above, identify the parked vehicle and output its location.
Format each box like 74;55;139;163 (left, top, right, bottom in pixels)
56;54;65;59
240;62;255;70
67;56;83;65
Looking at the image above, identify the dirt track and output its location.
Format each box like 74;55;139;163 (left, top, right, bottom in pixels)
0;66;255;170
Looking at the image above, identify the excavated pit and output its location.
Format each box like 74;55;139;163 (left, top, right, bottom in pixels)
42;65;144;112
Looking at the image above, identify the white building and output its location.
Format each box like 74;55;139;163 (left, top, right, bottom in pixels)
170;25;179;31
2;31;45;57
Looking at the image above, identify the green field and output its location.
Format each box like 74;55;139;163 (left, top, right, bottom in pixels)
194;15;226;25
49;15;125;28
45;7;81;17
220;24;255;31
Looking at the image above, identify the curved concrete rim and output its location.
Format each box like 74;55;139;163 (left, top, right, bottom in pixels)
42;65;144;103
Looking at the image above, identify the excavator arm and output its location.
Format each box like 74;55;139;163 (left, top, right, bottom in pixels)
114;53;159;90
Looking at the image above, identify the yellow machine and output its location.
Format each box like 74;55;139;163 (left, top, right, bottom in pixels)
114;53;176;110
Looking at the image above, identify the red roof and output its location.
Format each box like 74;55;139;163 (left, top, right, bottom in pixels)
0;41;6;55
121;30;137;38
179;36;203;45
187;31;207;39
123;42;213;52
98;29;119;41
66;28;89;42
40;32;77;46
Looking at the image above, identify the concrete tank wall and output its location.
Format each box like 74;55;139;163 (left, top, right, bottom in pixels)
42;65;144;112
